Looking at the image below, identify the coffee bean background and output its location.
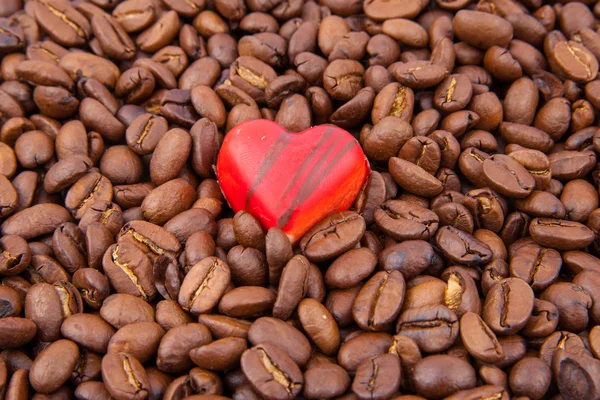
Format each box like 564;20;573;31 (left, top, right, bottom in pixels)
1;0;600;399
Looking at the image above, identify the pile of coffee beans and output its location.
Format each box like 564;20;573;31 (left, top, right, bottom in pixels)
3;0;600;399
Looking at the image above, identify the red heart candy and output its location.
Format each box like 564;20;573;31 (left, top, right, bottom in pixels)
216;120;370;243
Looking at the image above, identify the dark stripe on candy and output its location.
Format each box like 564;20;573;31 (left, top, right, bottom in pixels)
278;127;335;204
245;130;292;209
277;139;356;228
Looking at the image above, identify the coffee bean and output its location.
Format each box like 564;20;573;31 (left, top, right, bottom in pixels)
178;257;230;315
303;359;350;399
529;218;595;250
397;304;458;353
352;270;405;331
459;312;503;363
30;339;80;394
101;352;150;400
482;277;534;335
248;317;311;367
299;211;365;262
436;226;492;266
352;353;401;400
240;344;303;399
412;355;476;399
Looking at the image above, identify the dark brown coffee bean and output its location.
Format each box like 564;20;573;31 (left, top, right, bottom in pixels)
31;0;91;47
372;82;415;124
397;304;458;353
482;277;534;335
436;226;492;266
100;293;155;329
374;200;439;241
389;157;443;198
101;352;150;400
241;344;303;399
25;281;83;342
325;248;376;289
1;204;71;240
482;154;535;199
141;178;195;225
361;116;412;163
509;243;561;292
412;355;476;399
553;349;600;400
379;240;442;280
352;353;401;400
352;270;405;332
248;317;310;367
460;312;503;363
529;217;594;250
71;268;110;310
299;211;365;262
218;286;276;318
323;59;364;102
189;337;246;372
30;339;79;394
453;10;513;50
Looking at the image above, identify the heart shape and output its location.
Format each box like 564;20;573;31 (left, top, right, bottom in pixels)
216;120;370;243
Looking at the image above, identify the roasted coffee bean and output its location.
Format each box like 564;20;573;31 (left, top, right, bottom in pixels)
529;218;595;250
178;257;230;315
101;352;150;400
299;211;365;262
241;344;303;399
352;270;405;331
30;339;80;394
460;312;503;363
375;200;439;241
412;355;476;399
482;277;534;335
397;304;459;353
389;157;443;198
436;226;492;266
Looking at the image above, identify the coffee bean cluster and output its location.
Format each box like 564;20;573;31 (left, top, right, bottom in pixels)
1;0;600;399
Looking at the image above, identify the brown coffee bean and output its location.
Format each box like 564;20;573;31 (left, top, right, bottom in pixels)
141;178;195;225
397;304;458;353
482;277;534;335
323;59;364;102
189;337;246;372
107;321;164;364
552;349;600;400
460;312;503;363
299;211;365;262
412;355;476;399
530;217;594;250
30;339;79;394
100;293;155;329
374;200;439;241
72;268;110;310
325;248;376;289
352;270;405;331
361;116;413;163
436;226;492;266
372;82;415;124
379;240;442;280
453;10;513;50
240;344;303;399
352;353;401;400
1;204;71;240
218;286;276;318
101;352;150;400
248;317;310;367
389;157;443;198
